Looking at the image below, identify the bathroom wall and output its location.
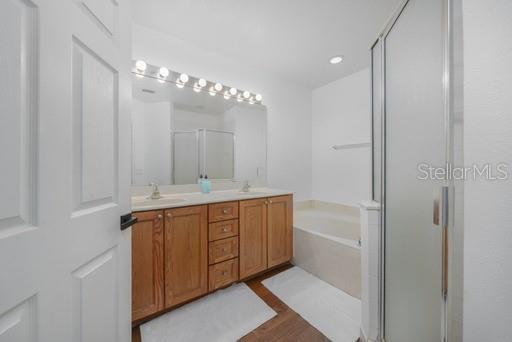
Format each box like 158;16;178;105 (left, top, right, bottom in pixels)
173;108;223;131
222;106;267;183
311;68;372;206
132;99;172;185
463;0;512;340
132;24;312;200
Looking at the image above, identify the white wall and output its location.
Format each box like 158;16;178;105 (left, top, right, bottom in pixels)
311;68;372;206
132;24;312;200
223;105;267;183
132;99;172;185
173;108;223;131
463;1;512;340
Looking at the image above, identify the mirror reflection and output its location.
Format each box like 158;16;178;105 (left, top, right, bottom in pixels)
132;74;267;186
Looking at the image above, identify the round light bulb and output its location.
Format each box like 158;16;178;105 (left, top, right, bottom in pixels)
176;81;184;89
223;91;230;100
229;87;237;96
135;60;147;72
179;73;189;83
198;78;207;87
329;55;343;64
158;67;169;78
214;83;223;91
209;86;216;96
243;90;250;99
255;94;263;101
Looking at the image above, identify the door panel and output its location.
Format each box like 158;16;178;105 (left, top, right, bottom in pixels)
267;195;293;268
383;0;445;341
164;206;208;307
239;199;267;278
132;211;164;321
0;0;131;340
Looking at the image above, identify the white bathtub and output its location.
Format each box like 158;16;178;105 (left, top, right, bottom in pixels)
293;200;361;299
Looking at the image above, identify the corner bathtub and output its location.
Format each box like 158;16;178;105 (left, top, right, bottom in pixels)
293;201;361;299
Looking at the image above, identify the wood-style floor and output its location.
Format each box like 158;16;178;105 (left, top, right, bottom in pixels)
132;264;329;342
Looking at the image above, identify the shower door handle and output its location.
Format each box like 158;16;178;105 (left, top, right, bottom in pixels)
433;186;449;300
433;186;449;227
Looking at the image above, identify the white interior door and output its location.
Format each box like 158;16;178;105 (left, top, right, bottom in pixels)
0;0;132;341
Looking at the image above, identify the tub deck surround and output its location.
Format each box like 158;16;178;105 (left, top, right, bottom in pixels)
131;187;293;212
293;200;361;299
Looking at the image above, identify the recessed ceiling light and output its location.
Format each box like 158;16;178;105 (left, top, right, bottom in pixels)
329;55;344;64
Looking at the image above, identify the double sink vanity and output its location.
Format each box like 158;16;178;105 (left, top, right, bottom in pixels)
130;62;292;325
131;189;293;323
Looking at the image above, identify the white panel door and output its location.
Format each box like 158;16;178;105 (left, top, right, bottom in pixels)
0;0;132;341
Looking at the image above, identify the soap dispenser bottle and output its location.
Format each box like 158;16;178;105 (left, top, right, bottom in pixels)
198;174;203;185
201;174;211;194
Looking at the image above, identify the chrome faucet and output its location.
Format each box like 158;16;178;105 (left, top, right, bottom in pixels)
240;180;250;192
148;182;162;199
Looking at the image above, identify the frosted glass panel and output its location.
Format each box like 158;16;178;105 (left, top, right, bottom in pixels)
173;131;198;184
384;0;445;341
201;130;234;180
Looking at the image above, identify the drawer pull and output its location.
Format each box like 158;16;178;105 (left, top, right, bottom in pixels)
157;214;163;220
222;227;229;232
222;271;228;276
222;209;229;214
167;213;172;218
222;247;228;252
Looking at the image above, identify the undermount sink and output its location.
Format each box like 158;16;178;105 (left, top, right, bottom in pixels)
237;191;267;196
132;196;186;207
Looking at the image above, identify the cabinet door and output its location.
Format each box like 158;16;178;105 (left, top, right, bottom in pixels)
164;205;208;307
268;195;293;268
132;211;164;322
239;198;268;278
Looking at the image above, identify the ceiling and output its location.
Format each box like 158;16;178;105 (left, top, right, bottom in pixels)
132;0;401;89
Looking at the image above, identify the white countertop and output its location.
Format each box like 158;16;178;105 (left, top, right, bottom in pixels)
131;187;293;212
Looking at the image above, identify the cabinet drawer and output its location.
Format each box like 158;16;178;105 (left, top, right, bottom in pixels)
209;219;239;241
208;201;239;222
208;258;239;291
209;237;239;265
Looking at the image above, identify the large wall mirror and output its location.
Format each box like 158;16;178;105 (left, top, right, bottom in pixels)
132;70;267;186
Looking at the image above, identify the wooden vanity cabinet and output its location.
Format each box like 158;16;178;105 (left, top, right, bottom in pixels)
267;195;293;268
132;194;293;322
164;205;208;308
132;211;164;322
239;198;268;278
239;195;293;279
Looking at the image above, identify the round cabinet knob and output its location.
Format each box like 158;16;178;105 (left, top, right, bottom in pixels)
264;201;268;205
222;209;229;214
167;213;172;218
222;248;228;252
222;227;228;232
222;271;228;276
157;214;163;220
269;200;273;204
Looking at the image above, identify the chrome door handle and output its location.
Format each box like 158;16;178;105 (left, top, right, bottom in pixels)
433;186;449;227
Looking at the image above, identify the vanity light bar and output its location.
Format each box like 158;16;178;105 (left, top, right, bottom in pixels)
132;60;263;104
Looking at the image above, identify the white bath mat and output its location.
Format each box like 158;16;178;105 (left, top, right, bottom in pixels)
262;266;361;342
140;283;276;342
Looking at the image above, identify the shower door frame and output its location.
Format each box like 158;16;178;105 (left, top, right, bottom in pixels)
371;0;454;340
